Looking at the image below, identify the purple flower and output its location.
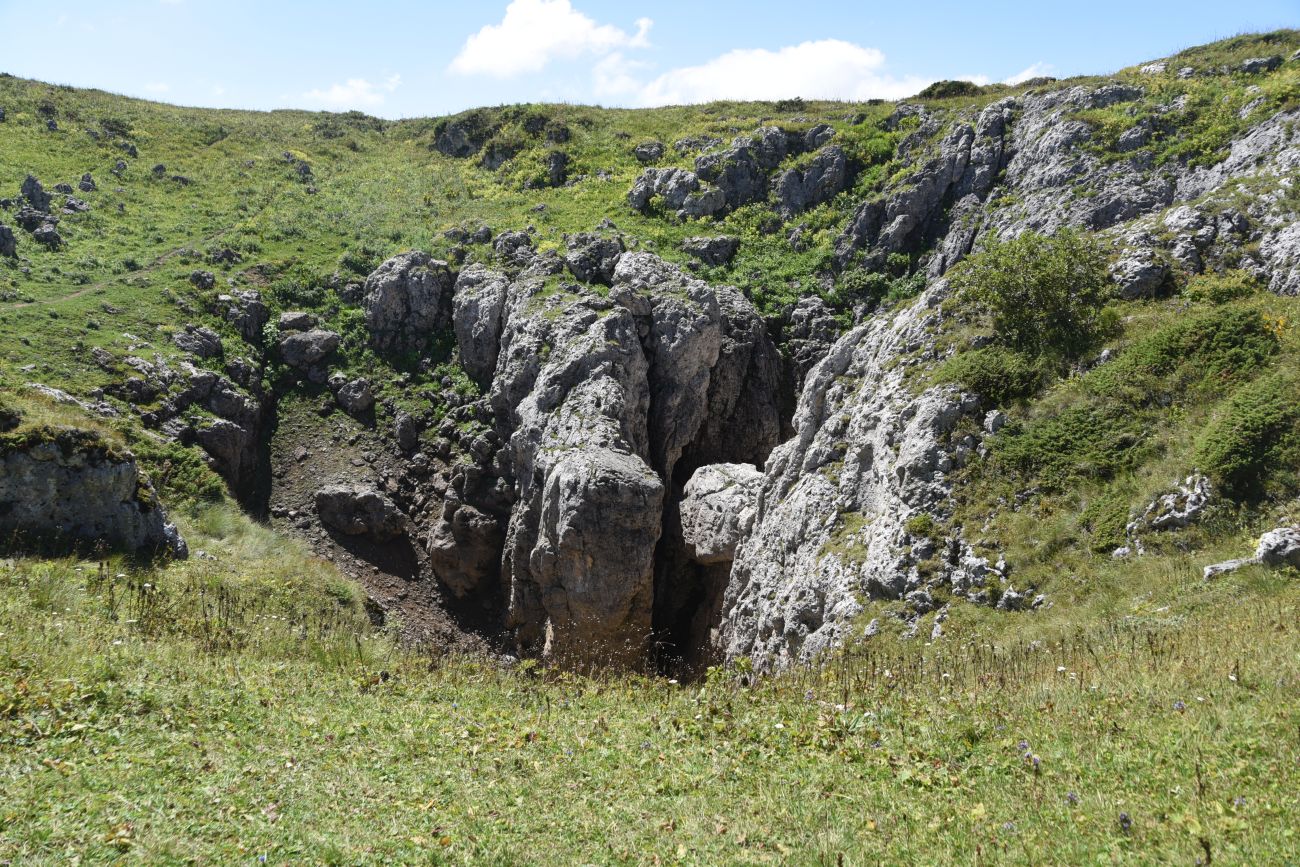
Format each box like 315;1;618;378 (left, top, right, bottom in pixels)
1066;791;1079;805
1001;821;1016;832
804;689;815;702
1233;796;1246;808
1119;812;1132;833
1017;739;1029;752
1173;700;1186;712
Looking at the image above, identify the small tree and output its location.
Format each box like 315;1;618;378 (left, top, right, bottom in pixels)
949;229;1111;357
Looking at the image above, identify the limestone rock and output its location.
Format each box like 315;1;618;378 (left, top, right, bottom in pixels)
362;252;452;354
315;485;408;541
426;505;504;598
172;324;223;358
0;431;186;558
681;235;739;266
0;225;15;257
679;463;764;565
452;264;510;388
278;329;340;369
564;232;624;284
335;378;374;415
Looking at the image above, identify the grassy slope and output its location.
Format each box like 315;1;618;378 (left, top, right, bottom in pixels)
3;31;1300;864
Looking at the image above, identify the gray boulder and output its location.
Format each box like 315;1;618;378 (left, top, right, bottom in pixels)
278;329;340;369
452;264;510;388
32;223;62;249
679;463;764;565
633;141;666;163
78;173;96;192
278;310;317;331
0;432;186;557
218;290;270;342
695;126;792;212
1111;248;1170;299
1256;527;1300;568
493;230;535;266
786;295;841;385
315;485;408;541
335;378;374;415
0;225;15;257
189;270;216;290
426;504;504;598
362;252;452;354
564;232;624;284
172;324;223;358
20;175;50;212
681;235;739;266
773;145;849;218
1239;56;1282;75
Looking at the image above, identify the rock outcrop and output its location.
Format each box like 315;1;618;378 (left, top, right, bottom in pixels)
363;252;453;354
0;428;186;557
315;485;408;541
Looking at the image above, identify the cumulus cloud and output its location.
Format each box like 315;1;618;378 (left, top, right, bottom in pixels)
302;74;401;109
1004;62;1056;84
632;40;930;106
451;0;651;78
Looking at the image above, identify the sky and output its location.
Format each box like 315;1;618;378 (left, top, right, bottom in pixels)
0;0;1295;118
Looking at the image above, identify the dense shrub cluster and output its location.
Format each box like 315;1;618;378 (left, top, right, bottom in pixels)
1196;369;1300;499
948;230;1111;358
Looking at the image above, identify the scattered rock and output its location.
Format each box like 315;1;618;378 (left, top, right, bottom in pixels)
278;310;317;332
1111;249;1170;299
172;324;223;358
78;173;96;192
278;329;340;369
0;225;15;257
633;141;665;163
32;223;62;249
335;378;374;415
315;485;407;541
681;235;739;266
20;175;50;212
1239;56;1282;75
564;232;624;284
189;270;216;290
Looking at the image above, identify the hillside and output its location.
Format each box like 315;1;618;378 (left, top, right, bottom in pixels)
1;30;1299;863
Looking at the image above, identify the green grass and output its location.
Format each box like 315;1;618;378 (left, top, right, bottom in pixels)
1;521;1297;864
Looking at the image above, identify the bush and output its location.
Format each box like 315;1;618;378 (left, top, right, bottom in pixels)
993;404;1151;492
1085;306;1279;405
936;346;1046;405
916;80;984;100
1196;369;1300;499
1184;269;1262;304
948;230;1111;357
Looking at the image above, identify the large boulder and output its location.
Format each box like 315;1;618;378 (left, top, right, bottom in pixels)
20;174;51;212
315;485;408;541
0;225;15;257
564;233;624;284
773;145;849;218
172;324;223;358
678;463;764;565
0;429;186;557
362;252;452;354
452;264;510;388
278;329;339;369
334;378;374;415
681;236;739;266
425;504;504;598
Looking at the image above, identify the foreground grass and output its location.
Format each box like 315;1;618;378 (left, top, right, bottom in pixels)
1;513;1297;864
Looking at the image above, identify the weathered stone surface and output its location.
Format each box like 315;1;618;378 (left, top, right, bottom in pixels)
633;141;666;163
362;252;452;354
0;225;15;257
564;232;624;284
315;485;408;541
452;264;510;388
679;463;764;565
278;329;340;369
773;145;849;218
0;433;186;557
681;235;739;266
278;310;317;331
172;324;223;358
335;378;374;415
721;282;983;669
78;173;97;192
426;504;504;598
785;296;840;386
1111;248;1171;299
20;174;51;212
1256;527;1300;568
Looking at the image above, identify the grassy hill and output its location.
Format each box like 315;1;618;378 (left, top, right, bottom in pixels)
2;30;1300;863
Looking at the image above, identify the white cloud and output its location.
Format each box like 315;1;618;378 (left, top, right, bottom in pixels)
632;40;930;106
144;82;170;94
592;52;649;98
302;74;401;109
451;0;651;78
1005;62;1056;85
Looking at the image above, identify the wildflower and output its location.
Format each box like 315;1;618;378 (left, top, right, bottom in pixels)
1233;796;1246;808
804;689;815;701
1066;791;1079;805
1017;740;1029;753
1173;700;1186;712
1118;812;1132;834
1001;821;1016;832
640;740;651;750
1056;665;1066;673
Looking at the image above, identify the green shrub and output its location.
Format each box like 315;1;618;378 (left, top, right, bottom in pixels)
993;404;1151;492
1080;489;1132;554
1085;306;1279;405
1196;369;1300;499
1184;269;1262;304
936;346;1046;405
916;80;985;99
948;230;1111;357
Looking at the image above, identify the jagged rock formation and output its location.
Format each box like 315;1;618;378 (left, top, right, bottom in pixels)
0;428;186;557
363;251;453;354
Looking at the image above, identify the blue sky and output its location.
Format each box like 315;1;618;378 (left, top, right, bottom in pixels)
0;0;1295;117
